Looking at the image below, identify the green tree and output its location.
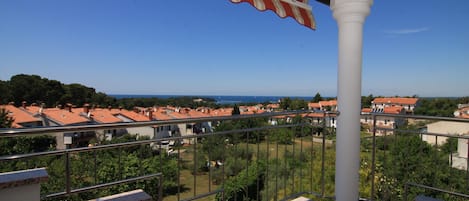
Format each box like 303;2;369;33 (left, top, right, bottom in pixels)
290;99;307;110
271;128;294;144
441;137;458;154
216;161;266;201
312;92;323;102
377;134;467;200
280;97;292;110
9;74;47;105
0;80;12;104
43;79;65;107
361;94;374;108
413;97;465;117
232;104;240;115
0;108;14;128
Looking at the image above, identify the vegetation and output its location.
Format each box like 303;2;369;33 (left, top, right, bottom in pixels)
0;74;217;109
372;125;469;201
312;92;324;103
0;108;14;128
280;97;308;110
232;104;241;115
0;134;178;201
0;74;116;107
414;97;469;117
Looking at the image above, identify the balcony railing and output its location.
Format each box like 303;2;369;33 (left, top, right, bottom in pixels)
1;111;469;201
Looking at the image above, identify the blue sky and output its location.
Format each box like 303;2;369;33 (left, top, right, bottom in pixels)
1;0;468;97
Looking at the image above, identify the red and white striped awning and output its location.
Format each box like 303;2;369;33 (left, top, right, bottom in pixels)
230;0;316;30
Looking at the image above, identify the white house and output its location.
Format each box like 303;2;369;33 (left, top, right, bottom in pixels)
371;97;419;114
424;121;469;146
360;106;406;135
450;135;469;171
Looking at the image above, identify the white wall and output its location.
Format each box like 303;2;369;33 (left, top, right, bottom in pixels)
127;127;154;139
425;121;469;145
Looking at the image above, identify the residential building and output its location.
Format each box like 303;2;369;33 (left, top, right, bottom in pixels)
425;121;469;145
450;135;469;170
318;100;338;112
0;103;42;128
454;104;469;119
361;106;406;135
371;97;419;114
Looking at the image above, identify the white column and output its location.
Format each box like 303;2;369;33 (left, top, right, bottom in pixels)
331;0;372;200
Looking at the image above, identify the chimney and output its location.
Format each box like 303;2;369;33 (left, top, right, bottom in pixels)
108;106;112;111
119;106;123;111
8;102;14;105
133;107;139;113
22;101;27;109
148;109;153;121
66;103;72;112
39;103;45;114
83;104;90;114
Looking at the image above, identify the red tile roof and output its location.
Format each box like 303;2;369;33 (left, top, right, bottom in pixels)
308;102;321;108
456;107;469;119
372;97;418;105
266;104;280;109
304;113;325;118
361;108;372;113
210;108;233;116
114;109;150;122
188;110;211;118
149;107;174;120
319;100;337;107
41;108;90;125
0;105;41;128
383;106;404;114
82;108;123;124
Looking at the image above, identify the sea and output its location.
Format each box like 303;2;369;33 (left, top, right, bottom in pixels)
110;94;314;105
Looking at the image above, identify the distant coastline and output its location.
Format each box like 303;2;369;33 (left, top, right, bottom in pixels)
109;94;314;105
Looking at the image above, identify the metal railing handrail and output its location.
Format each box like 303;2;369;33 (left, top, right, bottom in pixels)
404;182;469;201
369;113;469;123
0;123;310;161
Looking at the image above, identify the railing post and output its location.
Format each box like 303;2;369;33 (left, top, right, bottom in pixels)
158;174;163;201
321;112;326;197
404;183;409;201
371;114;377;200
65;151;71;195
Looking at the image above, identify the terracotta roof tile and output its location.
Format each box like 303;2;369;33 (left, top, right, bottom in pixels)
266;104;280;109
383;106;404;114
42;108;90;125
0;105;42;128
84;108;123;124
319;100;337;107
372;97;418;105
112;110;149;122
308;103;321;108
361;108;372;113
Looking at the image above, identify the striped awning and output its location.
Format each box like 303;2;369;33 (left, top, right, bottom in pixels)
230;0;316;30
